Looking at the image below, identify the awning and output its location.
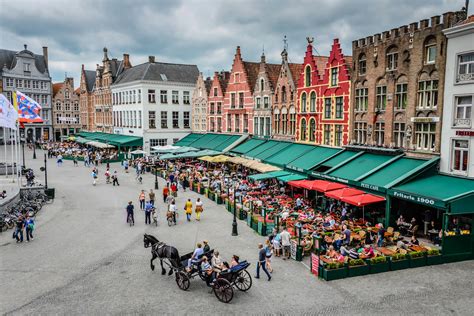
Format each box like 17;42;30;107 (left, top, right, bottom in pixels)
213;135;243;152
228;156;251;165
263;143;315;167
230;138;267;155
288;179;312;188
77;132;142;147
245;161;281;173
159;149;221;160
248;170;292;182
341;193;386;207
312;150;359;173
251;141;293;161
174;133;203;147
209;155;231;163
151;145;180;153
307;180;348;192
326;152;394;181
325;187;365;200
86;141;115;149
75;136;89;144
198;156;214;162
277;173;307;182
130;149;147;155
287;146;342;172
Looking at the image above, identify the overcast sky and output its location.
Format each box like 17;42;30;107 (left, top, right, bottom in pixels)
0;0;465;87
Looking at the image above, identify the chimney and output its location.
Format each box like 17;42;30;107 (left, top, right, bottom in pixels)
123;53;131;69
148;55;155;63
43;46;48;70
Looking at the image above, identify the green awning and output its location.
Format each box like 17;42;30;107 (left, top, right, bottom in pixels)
390;174;474;211
326;153;393;181
174;133;204;146
75;136;89;144
277;173;308;182
188;133;220;148
213;135;242;152
287;146;342;172
245;140;292;160
244;140;281;159
76;132;142;147
264;143;315;167
159;149;221;160
312;150;359;172
231;138;267;154
248;170;292;181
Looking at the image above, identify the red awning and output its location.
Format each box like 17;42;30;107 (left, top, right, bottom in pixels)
308;180;348;192
341;193;386;207
325;187;365;200
288;179;311;188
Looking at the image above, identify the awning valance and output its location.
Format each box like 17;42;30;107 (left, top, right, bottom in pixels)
277;173;307;182
248;170;292;181
86;141;115;149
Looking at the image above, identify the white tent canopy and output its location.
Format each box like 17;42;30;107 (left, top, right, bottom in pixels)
86;141;115;149
151;145;180;153
130;149;147;154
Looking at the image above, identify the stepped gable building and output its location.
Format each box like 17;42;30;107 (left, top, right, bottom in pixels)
296;38;351;147
52;77;80;141
222;46;260;134
351;10;467;157
272;43;302;141
207;71;230;133
253;52;281;137
79;65;96;130
191;73;212;133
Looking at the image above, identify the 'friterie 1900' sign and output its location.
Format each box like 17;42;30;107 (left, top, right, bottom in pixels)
392;190;445;208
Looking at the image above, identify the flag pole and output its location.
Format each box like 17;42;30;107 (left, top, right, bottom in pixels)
11;128;15;183
3;127;8;178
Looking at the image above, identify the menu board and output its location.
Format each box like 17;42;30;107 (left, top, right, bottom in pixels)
311;253;319;276
290;240;297;260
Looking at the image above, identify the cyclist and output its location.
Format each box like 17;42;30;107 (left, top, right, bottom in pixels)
168;199;177;225
126;201;135;226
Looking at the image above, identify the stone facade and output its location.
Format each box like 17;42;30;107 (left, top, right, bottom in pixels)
296;38;352;147
191;73;211;133
272;46;302;141
0;45;52;142
207;71;229;133
253;53;280;137
52;77;81;141
79;65;95;131
350;10;466;158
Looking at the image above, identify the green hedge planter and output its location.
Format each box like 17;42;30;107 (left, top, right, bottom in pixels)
409;254;427;268
369;261;390;274
389;258;410;271
347;264;369;277
238;209;246;221
251;219;258;231
322;267;347;281
216;196;223;204
247;213;252;226
257;221;267;236
426;255;444;266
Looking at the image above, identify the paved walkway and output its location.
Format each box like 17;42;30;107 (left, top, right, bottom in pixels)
0;148;473;315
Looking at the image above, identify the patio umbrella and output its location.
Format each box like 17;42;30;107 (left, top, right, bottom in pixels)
151;145;180;153
325;187;365;200
309;180;348;192
130;149;147;155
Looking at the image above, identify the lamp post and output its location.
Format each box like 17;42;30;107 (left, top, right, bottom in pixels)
154;167;159;189
21;141;26;169
33;141;37;159
232;180;238;236
40;153;48;189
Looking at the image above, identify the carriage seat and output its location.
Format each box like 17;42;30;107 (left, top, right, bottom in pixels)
179;249;214;269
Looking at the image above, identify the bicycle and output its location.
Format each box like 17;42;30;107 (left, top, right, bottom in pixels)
127;213;134;227
167;211;177;226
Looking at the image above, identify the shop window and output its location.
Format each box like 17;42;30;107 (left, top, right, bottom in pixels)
451;140;469;174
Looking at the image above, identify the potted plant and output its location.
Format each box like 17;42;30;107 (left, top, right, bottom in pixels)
426;249;444;266
389;253;409;271
322;261;347;281
408;251;426;268
369;256;389;274
347;258;369;277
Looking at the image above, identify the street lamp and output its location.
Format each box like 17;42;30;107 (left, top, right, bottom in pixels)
232;179;238;236
40;153;48;189
33;141;37;159
21;141;26;170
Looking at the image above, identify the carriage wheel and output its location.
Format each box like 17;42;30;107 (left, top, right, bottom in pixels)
175;271;190;291
234;270;252;292
213;278;234;303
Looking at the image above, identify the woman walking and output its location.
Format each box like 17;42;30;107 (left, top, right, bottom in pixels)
265;239;274;273
195;198;203;221
184;198;193;222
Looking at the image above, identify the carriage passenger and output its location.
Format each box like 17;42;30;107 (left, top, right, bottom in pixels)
186;243;203;271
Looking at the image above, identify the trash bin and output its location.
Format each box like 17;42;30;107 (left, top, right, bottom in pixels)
45;188;55;200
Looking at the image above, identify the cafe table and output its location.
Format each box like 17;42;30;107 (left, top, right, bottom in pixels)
376;247;396;256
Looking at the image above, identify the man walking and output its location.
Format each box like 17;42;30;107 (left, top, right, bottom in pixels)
280;228;291;260
112;171;120;186
144;201;153;225
14;216;25;243
126;201;135;225
149;189;155;206
139;190;146;210
162;185;169;203
25;215;35;242
255;243;271;281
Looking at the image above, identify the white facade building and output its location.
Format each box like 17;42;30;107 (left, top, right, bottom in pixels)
440;17;474;178
111;57;198;153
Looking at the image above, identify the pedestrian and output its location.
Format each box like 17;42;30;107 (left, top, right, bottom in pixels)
265;239;273;273
25;215;35;242
13;215;24;243
184;198;193;221
149;189;155;206
126;201;135;225
195;198;203;221
105;168;111;184
203;240;210;253
144;201;153;225
162;184;169;203
57;154;63;167
123;160;129;173
171;182;178;198
112;171;120;186
280;227;291;260
91;170;98;186
73;155;78;166
139;190;146;210
169;200;177;224
255;243;271;281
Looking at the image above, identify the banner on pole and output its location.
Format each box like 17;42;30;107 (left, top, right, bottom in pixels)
14;91;43;123
0;94;18;130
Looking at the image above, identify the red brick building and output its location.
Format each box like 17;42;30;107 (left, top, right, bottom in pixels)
222;46;259;134
207;71;230;133
296;38;352;147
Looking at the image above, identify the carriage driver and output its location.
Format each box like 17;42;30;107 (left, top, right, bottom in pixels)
186;243;204;272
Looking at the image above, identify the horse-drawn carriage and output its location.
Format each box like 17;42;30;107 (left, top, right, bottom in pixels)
144;234;252;303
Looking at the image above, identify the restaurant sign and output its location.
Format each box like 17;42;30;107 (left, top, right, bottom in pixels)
287;165;304;173
410;117;440;123
391;190;445;208
456;130;474;136
311;253;319;276
310;172;349;184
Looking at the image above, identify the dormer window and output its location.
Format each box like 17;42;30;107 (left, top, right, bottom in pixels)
24;63;30;72
260;79;264;91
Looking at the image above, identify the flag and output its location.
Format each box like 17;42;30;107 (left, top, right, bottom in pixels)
0;94;18;130
15;91;43;123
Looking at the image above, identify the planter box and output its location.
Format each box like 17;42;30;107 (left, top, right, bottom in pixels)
216;196;223;204
238;209;246;221
257;221;267;236
251;220;258;231
322;267;347;281
409;256;427;268
390;259;410;271
369;261;389;274
199;187;205;195
348;264;369;277
247;213;252;226
426;255;444;266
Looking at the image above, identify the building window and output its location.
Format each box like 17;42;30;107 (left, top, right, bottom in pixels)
259;117;264;135
6;78;13;87
265;117;270;136
355;122;367;144
415;122;436;151
217;117;222;132
138;110;142;128
183;91;190;104
309;119;316;142
274;114;280;134
73;101;79;111
150;139;168;147
376;85;387;111
310;92;316;112
290;113;296;135
227;114;232;132
65;102;70;111
25;80;31;89
324;98;331;118
238;92;244;108
358;54;366;75
184;112;190;128
282;113;287;134
148;90;156;103
244;114;249;132
217;102;222;114
301;93;307;112
260;79;264;91
148;111;156;129
172;111;179;128
231;93;236;108
235;114;240;132
160;111;167;128
375;122;385;146
323;125;330;145
331;68;338;86
254;118;258;136
452;140;469;173
417;80;438;109
300;118;307;141
138;89;141;103
33;81;38;89
305;66;311;87
457;52;474;83
133;90;136;103
454;95;472;127
395;83;408;110
160;90;168;103
255;98;261;109
280;86;286;103
65;89;70;99
335;125;343;146
355;88;368;112
171;91;179;104
335;97;343;119
210;118;215;132
263;97;269;109
55;101;61;111
24;63;30;72
425;42;437;64
394;122;406;148
210;102;215;114
16;79;23;88
386;47;398;71
213;87;218;96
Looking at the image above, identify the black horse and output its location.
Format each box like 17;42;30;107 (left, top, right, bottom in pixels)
143;234;180;275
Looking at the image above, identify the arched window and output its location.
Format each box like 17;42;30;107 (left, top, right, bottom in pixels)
301;92;307;112
300;118;307;141
260;79;264;91
358;54;366;75
310;91;316;112
386;46;398;71
424;37;437;64
305;66;311;87
282;86;287;102
309;118;316;142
